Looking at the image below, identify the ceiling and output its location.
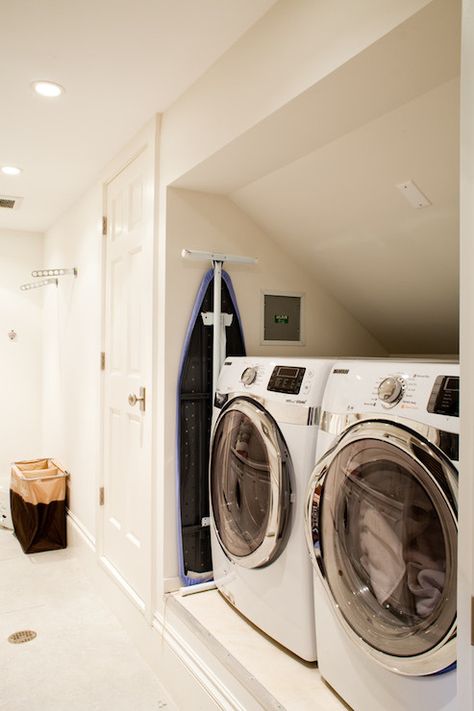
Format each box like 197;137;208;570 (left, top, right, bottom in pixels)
1;0;461;354
0;0;276;232
232;77;459;355
176;0;461;355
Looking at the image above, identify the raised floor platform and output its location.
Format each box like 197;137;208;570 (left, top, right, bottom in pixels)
169;588;347;710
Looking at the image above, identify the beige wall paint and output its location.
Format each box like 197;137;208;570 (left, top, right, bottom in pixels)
0;229;43;483
160;0;432;186
162;187;386;581
458;0;474;705
231;77;460;355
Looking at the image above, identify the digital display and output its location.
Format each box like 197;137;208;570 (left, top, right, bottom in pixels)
444;377;459;391
267;365;306;394
277;366;299;378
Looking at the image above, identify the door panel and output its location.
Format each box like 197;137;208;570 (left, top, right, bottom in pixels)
102;147;153;605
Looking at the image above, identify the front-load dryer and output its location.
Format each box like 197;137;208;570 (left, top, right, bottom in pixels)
306;360;458;710
210;356;334;661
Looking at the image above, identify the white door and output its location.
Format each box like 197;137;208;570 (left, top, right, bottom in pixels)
102;147;154;607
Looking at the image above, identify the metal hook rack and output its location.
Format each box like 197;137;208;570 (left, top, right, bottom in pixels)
20;278;58;291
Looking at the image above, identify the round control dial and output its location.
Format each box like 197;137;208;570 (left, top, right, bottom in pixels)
378;376;405;405
240;366;257;386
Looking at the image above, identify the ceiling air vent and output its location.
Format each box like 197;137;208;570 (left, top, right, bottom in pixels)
0;195;23;210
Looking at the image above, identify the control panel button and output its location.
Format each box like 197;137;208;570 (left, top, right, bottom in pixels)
378;376;405;405
240;366;257;386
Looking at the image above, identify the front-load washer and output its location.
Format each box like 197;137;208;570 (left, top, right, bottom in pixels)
306;360;459;710
210;356;334;661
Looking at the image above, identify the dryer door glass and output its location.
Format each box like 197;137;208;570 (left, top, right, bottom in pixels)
318;431;457;659
211;399;291;568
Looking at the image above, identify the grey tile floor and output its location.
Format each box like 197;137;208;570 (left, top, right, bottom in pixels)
0;528;174;711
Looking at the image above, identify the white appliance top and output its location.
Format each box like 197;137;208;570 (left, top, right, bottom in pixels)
322;360;459;432
217;356;335;407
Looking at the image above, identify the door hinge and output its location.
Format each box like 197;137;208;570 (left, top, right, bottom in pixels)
100;352;106;371
99;487;105;506
102;216;108;236
471;597;474;646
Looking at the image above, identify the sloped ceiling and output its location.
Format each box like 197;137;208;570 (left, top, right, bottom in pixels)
232;78;459;355
175;0;461;355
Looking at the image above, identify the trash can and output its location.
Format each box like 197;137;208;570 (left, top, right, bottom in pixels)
10;459;68;554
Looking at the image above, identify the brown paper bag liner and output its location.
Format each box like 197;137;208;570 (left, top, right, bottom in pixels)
11;458;68;506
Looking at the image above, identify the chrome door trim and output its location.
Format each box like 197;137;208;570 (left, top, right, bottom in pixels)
320;411;459;458
211;397;291;569
305;419;457;676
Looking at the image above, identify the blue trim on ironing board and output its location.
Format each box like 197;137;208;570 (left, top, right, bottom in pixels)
175;268;245;586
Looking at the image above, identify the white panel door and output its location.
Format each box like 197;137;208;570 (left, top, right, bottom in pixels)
102;147;153;606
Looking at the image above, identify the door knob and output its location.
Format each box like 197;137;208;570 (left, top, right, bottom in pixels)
128;386;146;412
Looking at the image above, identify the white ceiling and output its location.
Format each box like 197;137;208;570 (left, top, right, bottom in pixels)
176;0;461;355
0;0;276;232
232;78;460;355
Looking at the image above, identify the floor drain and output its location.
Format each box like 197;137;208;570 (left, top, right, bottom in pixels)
8;630;37;644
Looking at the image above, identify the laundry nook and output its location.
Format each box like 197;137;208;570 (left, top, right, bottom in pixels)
1;1;473;709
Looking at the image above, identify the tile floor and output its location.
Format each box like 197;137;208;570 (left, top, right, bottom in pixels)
0;528;175;711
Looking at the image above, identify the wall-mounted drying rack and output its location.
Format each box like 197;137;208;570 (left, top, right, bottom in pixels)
20;267;77;292
20;278;58;291
181;249;257;397
31;268;77;278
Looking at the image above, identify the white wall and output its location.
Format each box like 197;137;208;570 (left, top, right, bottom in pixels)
42;119;158;542
458;0;474;706
41;185;103;540
0;229;43;481
160;187;386;583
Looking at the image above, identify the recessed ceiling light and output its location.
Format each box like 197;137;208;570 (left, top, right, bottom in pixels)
32;80;64;98
1;166;22;176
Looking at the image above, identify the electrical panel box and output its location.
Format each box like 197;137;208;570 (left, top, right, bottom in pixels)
262;292;304;345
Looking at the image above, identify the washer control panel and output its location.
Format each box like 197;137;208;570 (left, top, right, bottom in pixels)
377;376;406;406
267;365;306;394
427;375;459;417
325;361;459;423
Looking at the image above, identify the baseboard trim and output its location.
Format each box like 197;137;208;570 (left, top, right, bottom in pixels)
99;554;145;612
66;509;96;551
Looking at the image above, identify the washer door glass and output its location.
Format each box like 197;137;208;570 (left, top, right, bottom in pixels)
317;430;457;659
211;398;291;568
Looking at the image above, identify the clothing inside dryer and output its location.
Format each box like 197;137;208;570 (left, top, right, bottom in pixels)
352;462;444;618
319;436;457;657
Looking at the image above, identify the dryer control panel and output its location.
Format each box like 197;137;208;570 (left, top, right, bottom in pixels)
427;375;459;417
267;365;306;394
